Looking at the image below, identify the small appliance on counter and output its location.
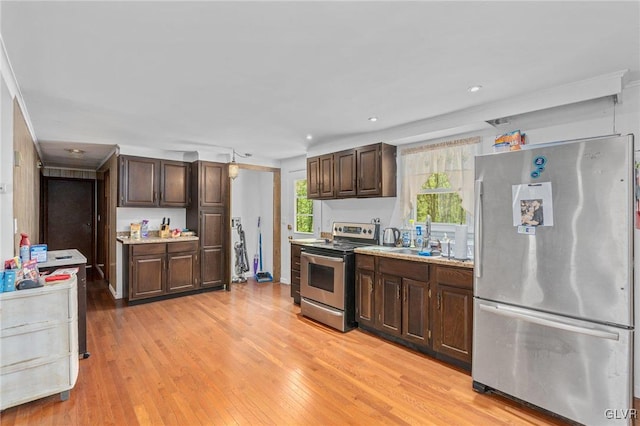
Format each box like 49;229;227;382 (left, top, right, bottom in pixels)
382;227;400;246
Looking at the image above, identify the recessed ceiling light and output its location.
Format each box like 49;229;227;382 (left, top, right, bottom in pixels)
368;117;378;122
66;148;85;154
306;134;313;140
467;85;482;93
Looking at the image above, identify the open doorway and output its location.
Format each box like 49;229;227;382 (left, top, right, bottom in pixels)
228;165;281;283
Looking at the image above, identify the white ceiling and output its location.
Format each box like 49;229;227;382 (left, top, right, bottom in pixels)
1;1;639;169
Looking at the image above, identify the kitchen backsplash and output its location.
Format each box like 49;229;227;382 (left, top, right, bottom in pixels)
116;207;187;232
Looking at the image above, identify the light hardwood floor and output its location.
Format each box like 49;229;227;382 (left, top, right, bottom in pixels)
1;279;569;425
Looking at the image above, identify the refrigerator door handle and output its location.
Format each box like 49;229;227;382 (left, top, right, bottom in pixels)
479;304;620;341
474;180;483;278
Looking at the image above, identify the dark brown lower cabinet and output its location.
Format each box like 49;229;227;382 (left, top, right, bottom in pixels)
290;244;302;304
199;210;226;289
130;243;165;300
125;241;199;302
355;254;472;370
355;255;375;328
167;242;199;293
432;266;474;364
377;273;402;336
402;278;429;346
201;247;223;288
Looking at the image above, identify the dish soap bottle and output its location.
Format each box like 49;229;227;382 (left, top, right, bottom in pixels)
20;233;31;263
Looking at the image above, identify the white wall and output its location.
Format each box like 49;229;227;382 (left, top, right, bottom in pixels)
230;168;274;280
116;207;186;233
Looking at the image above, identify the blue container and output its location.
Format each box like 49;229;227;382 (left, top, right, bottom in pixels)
0;271;4;293
3;270;16;292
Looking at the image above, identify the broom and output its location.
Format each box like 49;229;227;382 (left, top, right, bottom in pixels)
254;216;273;283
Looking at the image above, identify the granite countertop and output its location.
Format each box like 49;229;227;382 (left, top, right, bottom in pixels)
354;246;474;269
117;235;199;244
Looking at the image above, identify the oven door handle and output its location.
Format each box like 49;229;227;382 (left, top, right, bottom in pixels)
301;252;344;263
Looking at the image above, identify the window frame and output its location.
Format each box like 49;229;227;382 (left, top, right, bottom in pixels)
294;178;314;234
412;174;473;246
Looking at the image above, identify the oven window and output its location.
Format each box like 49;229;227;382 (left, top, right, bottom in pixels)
307;263;335;293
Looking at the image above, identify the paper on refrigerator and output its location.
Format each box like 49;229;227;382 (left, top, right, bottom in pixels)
512;182;553;227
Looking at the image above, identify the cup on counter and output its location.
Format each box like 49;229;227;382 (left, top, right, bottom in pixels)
3;270;16;292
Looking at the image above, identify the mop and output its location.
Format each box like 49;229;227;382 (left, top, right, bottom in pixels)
254;216;273;283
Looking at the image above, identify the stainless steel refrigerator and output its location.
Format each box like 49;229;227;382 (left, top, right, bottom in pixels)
472;135;634;425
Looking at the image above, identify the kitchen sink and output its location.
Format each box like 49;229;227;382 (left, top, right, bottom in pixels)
362;246;398;251
390;248;421;255
361;246;422;255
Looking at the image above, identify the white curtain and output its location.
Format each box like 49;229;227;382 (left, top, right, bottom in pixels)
394;136;481;224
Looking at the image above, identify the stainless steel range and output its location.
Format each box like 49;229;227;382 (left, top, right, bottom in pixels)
300;221;379;332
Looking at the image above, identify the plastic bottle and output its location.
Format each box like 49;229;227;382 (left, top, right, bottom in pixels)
401;220;411;247
415;225;423;249
19;233;31;263
442;233;450;258
409;219;416;248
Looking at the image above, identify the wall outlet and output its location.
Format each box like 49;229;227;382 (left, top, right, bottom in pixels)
231;217;241;228
0;183;6;193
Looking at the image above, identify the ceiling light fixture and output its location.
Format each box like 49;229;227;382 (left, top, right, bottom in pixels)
467;85;482;93
65;148;85;158
368;117;378;122
306;134;313;140
229;149;252;180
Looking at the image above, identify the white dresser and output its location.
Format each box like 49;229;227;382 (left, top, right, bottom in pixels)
0;275;79;410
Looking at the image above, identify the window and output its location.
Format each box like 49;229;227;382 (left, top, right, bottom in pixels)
397;136;480;233
416;173;466;224
295;179;313;233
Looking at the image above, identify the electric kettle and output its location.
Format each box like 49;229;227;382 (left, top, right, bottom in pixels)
382;227;400;246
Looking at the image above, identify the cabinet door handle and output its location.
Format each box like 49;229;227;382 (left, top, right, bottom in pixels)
397;286;400;300
437;292;441;310
160;191;163;201
403;287;407;302
153;192;157;203
369;280;373;293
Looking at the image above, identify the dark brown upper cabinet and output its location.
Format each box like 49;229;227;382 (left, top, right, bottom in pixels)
334;149;357;197
306;154;334;199
307;142;396;200
118;155;190;207
160;160;191;207
191;161;227;208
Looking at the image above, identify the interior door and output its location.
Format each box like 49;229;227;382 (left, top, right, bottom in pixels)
44;178;95;269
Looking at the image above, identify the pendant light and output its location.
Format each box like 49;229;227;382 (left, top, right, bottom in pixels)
229;150;239;180
229;149;251;180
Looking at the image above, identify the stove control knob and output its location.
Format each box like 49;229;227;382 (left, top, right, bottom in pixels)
367;229;372;234
338;227;342;232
